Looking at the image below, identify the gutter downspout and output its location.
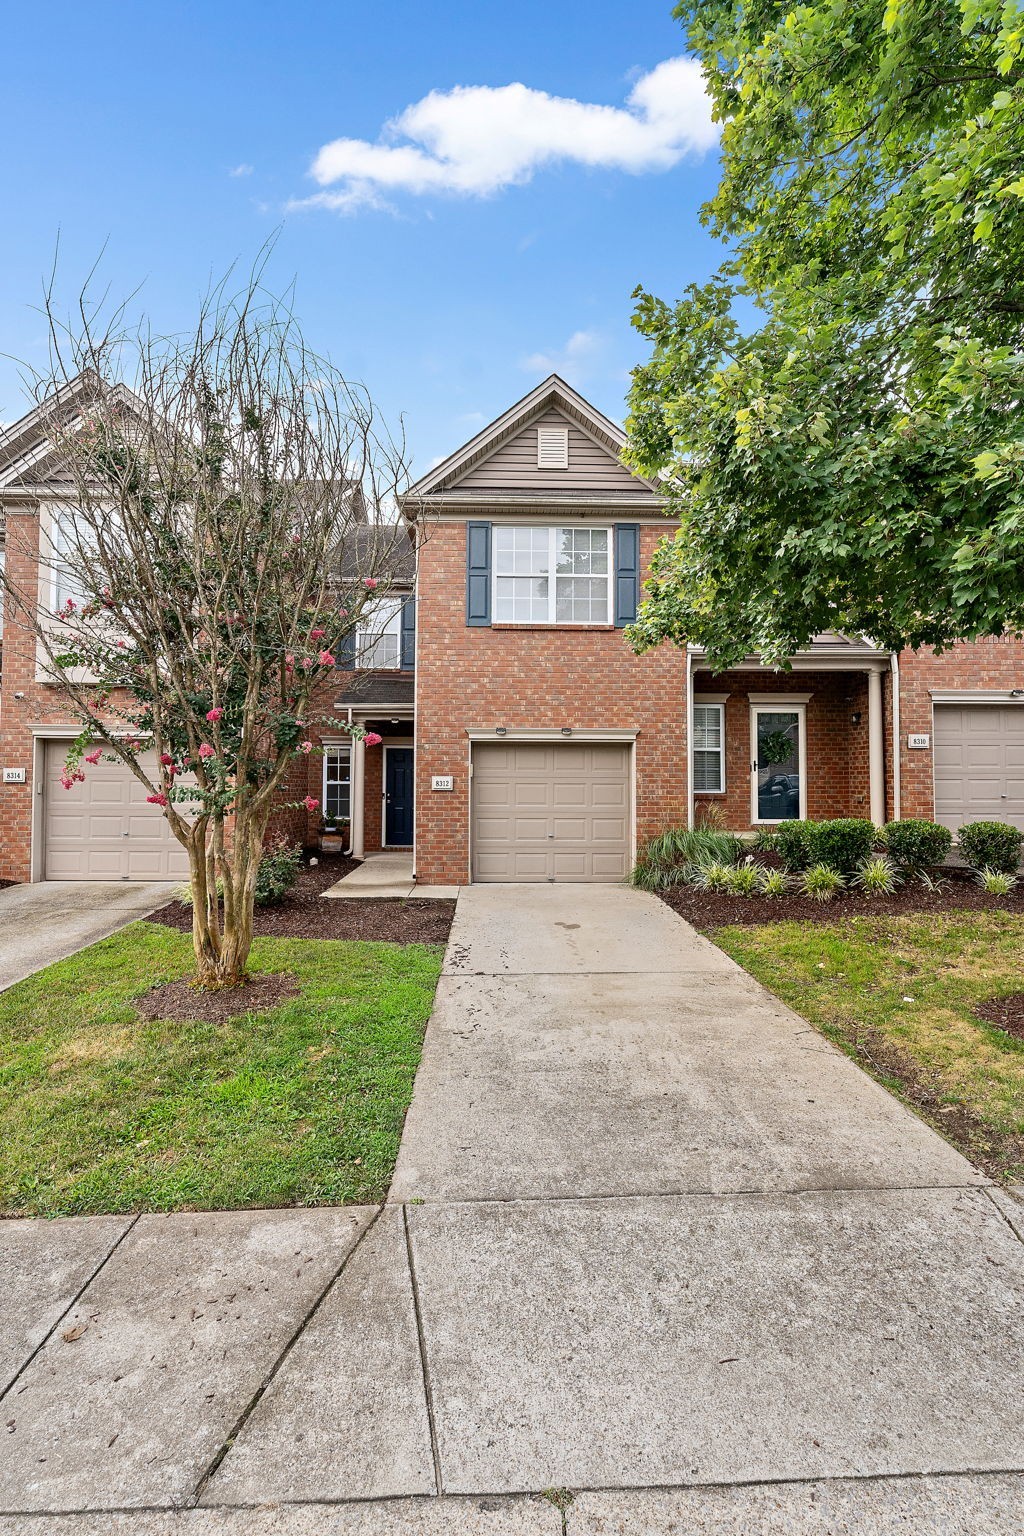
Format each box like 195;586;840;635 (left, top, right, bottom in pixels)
890;652;901;822
685;647;694;830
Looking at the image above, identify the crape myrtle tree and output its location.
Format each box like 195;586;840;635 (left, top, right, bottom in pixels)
3;277;407;986
625;0;1024;670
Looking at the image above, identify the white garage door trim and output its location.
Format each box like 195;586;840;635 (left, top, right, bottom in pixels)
468;732;637;884
932;699;1024;833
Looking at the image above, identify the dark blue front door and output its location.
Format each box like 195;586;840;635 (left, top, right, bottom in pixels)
385;748;414;846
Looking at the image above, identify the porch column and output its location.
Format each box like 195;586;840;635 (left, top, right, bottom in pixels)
351;735;366;860
867;666;884;827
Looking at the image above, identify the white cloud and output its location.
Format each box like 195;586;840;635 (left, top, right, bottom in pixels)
521;329;603;380
229;163;254;177
293;57;715;213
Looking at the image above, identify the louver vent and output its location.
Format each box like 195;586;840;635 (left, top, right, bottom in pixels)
537;424;569;469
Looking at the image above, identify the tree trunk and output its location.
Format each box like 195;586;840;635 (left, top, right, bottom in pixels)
187;811;263;988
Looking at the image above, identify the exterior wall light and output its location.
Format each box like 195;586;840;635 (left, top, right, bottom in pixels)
561;726;573;736
495;726;507;736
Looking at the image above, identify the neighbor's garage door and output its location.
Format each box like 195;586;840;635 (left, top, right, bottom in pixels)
471;740;631;883
43;741;191;880
933;704;1024;833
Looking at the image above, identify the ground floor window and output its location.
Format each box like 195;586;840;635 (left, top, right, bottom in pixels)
322;746;351;824
692;702;725;793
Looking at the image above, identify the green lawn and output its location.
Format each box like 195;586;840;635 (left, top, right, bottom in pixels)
715;910;1024;1182
0;922;443;1217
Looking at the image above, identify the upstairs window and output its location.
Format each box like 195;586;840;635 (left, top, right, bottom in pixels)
356;596;402;668
537;424;569;469
493;526;610;625
692;703;725;793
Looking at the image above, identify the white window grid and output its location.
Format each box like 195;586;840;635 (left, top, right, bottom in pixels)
322;746;352;823
493;525;611;625
692;703;725;793
356;596;402;669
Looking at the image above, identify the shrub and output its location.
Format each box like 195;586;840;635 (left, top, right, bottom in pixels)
799;863;846;902
752;827;781;857
977;866;1018;896
759;866;788;898
691;859;733;892
853;855;902;896
630;825;743;890
812;818;877;875
882;819;952;871
254;840;303;906
775;820;821;871
723;859;761;896
958;821;1024;875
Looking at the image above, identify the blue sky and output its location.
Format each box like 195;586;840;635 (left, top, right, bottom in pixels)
1;1;723;475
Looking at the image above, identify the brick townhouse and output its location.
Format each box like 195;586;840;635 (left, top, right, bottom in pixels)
2;374;1023;885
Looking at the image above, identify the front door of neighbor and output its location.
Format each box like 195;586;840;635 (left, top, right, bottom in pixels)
384;747;414;846
752;706;805;822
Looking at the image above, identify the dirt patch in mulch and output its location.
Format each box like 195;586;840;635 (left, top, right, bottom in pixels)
135;971;301;1024
145;852;456;946
840;1022;1024;1182
974;993;1024;1041
0;880;18;891
660;865;1024;928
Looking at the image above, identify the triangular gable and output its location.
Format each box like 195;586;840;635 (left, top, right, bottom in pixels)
404;375;659;500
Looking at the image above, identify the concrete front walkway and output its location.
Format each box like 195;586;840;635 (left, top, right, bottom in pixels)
0;880;178;992
322;851;460;899
1;883;1024;1532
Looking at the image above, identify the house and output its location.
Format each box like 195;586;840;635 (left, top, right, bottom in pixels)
2;374;1024;886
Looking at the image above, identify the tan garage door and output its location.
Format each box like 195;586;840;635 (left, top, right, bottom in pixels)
472;741;631;883
933;704;1024;833
44;741;191;880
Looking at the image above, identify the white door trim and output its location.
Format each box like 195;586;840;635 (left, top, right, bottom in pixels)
750;702;807;825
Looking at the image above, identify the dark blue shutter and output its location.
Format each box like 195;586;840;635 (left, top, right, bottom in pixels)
614;523;640;627
466;521;492;626
338;629;357;668
400;596;416;669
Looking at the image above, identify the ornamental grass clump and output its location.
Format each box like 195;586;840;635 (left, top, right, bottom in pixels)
722;858;761;896
758;866;788;898
853;855;902;897
977;867;1018;896
800;863;846;902
630;824;743;890
690;859;733;892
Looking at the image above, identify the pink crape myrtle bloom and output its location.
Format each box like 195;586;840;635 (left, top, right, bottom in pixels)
300;656;314;670
309;628;326;640
160;753;174;766
146;792;169;807
299;741;313;754
197;742;216;760
205;707;223;723
363;577;378;590
84;749;102;765
363;731;383;747
303;795;319;812
317;650;336;667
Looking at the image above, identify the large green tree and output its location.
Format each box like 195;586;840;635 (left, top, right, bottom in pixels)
626;0;1024;669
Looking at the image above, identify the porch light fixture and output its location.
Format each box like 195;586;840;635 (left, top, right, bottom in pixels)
561;727;573;737
1012;690;1024;698
495;726;507;736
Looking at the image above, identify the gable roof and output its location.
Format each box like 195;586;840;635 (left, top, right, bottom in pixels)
402;374;660;504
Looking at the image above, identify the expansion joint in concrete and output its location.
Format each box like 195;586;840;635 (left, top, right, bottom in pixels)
403;1201;445;1495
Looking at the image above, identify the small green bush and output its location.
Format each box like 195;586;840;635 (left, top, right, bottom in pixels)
813;818;877;875
752;827;781;857
882;819;952;871
254;841;303;906
853;855;902;896
759;866;788;898
775;820;821;871
800;863;846;902
977;866;1018;895
958;821;1024;875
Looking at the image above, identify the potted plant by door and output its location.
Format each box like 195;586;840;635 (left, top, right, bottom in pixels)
319;816;346;855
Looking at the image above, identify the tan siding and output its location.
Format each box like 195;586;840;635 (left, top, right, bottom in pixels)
451;408;650;495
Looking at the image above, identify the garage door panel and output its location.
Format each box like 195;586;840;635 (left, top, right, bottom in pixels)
933;705;1024;832
44;742;191;881
472;741;632;883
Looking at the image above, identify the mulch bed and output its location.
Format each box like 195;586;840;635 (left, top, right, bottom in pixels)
135;972;300;1024
0;880;18;891
974;993;1024;1041
145;852;456;945
660;866;1024;928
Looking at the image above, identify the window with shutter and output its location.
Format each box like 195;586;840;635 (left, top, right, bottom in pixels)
537;424;569;469
692;704;725;793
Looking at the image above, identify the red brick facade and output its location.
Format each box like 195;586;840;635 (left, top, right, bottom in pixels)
412;519;687;885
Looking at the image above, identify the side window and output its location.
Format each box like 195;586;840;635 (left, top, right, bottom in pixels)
322;747;352;822
692;703;725;793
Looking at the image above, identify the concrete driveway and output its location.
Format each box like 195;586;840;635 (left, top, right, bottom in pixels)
1;883;1023;1532
0;881;178;992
